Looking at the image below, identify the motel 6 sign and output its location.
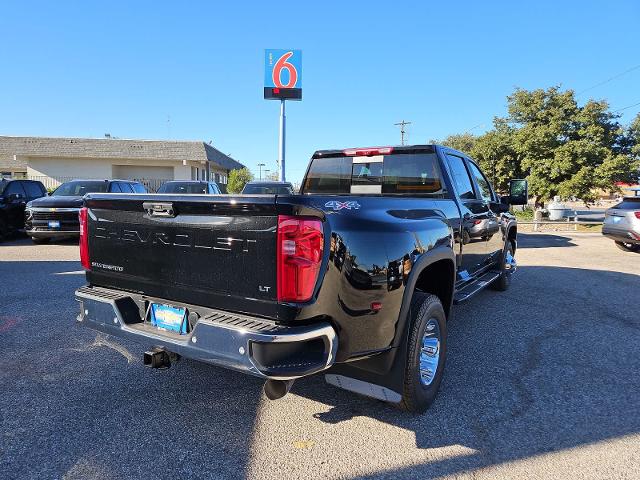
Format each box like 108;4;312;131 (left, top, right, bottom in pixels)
264;49;302;100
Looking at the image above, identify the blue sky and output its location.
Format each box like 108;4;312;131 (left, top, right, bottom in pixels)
1;1;639;183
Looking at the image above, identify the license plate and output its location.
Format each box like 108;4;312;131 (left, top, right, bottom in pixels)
48;220;60;228
150;304;187;334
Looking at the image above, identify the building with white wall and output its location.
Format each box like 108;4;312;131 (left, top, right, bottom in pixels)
0;135;244;190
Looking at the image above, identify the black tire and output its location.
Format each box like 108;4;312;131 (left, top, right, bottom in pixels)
614;241;640;253
491;240;515;291
31;237;50;244
0;217;7;241
399;292;447;413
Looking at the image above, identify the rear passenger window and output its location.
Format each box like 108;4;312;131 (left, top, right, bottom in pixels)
109;183;122;193
120;183;134;193
132;183;147;193
445;154;475;200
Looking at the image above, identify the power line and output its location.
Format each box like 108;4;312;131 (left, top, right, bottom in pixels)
613;100;640;113
577;63;640;95
464;123;486;134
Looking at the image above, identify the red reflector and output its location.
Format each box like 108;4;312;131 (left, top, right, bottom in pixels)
635;211;640;220
371;302;382;312
273;88;280;94
277;215;324;303
343;147;393;157
79;207;90;270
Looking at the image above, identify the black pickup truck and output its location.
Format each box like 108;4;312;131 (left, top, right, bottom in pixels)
75;145;527;412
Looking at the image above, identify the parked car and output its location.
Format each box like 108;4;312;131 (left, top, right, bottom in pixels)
74;144;527;412
0;179;47;240
241;181;294;194
602;196;640;252
25;179;147;243
157;181;221;194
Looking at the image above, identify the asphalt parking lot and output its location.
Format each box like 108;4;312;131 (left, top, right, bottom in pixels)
1;233;639;479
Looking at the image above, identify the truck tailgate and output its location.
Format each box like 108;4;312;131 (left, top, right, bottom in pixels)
83;194;279;316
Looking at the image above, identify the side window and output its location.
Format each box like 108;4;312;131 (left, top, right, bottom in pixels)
120;183;134;193
445;154;475;200
5;182;27;197
132;183;147;193
109;182;122;193
23;181;45;199
467;161;494;202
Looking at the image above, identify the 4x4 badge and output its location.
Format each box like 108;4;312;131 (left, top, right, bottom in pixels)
325;201;361;211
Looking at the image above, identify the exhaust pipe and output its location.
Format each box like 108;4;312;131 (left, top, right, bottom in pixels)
143;347;176;369
263;379;295;400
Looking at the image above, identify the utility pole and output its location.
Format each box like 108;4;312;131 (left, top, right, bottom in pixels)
257;163;265;180
394;120;412;145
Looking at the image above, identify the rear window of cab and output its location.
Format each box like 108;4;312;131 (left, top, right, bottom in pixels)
301;153;446;195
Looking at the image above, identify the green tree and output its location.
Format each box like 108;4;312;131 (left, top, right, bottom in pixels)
436;132;477;154
625;113;640;159
227;167;253;193
470;120;523;194
495;86;638;204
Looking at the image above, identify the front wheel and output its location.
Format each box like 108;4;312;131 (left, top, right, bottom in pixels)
615;241;640;253
399;293;447;413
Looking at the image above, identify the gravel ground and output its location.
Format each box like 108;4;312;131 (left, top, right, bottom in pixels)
1;233;639;479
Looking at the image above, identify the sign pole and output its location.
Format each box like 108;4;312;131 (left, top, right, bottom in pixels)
279;99;286;181
264;49;301;183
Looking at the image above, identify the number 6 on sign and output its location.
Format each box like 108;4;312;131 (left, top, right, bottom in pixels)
273;52;298;88
264;49;302;100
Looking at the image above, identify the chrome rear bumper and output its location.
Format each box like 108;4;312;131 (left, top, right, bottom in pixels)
75;286;338;380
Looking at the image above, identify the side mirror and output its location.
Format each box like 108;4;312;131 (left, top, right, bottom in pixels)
508;179;528;206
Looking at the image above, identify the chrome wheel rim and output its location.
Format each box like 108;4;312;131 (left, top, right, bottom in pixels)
420;319;441;386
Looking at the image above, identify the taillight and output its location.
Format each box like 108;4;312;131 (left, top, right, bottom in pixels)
634;211;640;220
79;207;90;270
277;215;324;302
343;146;393;157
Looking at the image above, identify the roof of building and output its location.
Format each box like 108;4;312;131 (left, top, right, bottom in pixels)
0;135;244;171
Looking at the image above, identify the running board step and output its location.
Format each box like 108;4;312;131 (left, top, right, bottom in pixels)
453;270;501;304
325;374;402;403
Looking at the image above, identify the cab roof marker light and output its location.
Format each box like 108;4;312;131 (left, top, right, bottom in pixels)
343;147;394;157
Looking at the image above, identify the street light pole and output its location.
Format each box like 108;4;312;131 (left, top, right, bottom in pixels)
257;163;265;180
